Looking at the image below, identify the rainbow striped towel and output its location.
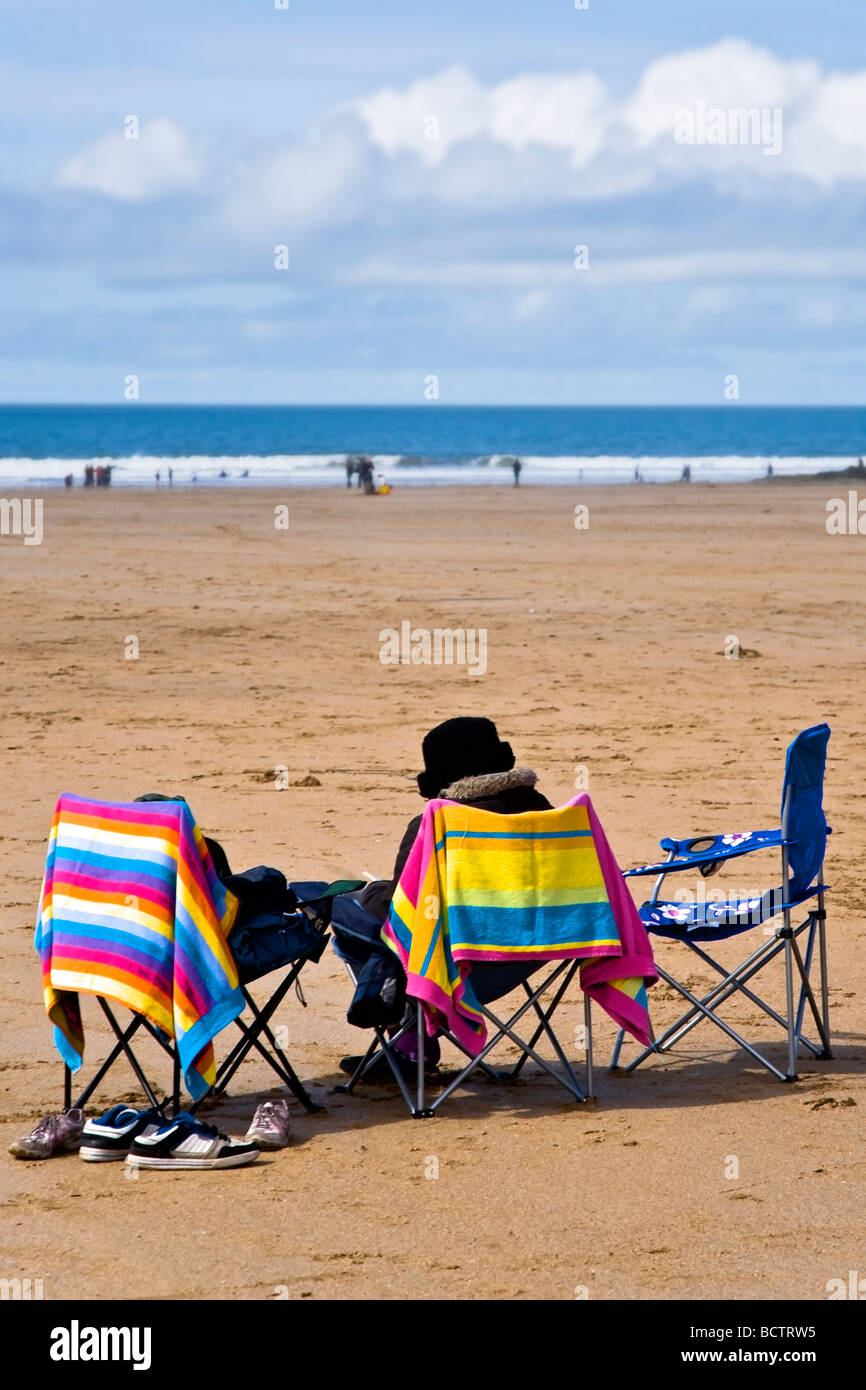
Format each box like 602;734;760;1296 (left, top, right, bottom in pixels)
383;794;656;1054
35;793;242;1099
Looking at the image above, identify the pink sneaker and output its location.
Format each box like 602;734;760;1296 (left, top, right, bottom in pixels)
245;1100;291;1150
9;1109;86;1160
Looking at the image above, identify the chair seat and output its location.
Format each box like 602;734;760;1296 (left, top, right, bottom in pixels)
469;961;543;1004
229;911;326;984
641;883;820;941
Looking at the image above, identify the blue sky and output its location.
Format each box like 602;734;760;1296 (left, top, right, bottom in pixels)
2;0;866;403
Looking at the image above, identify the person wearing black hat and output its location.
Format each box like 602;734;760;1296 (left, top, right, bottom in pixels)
338;718;553;1080
358;717;547;934
358;716;552;924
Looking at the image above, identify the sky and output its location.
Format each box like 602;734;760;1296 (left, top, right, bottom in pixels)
2;0;866;404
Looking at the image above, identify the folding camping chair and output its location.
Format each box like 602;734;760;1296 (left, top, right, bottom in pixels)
610;724;832;1082
60;879;361;1120
342;954;593;1120
299;876;595;1121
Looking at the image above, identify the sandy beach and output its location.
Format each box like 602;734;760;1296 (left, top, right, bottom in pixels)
1;480;863;1302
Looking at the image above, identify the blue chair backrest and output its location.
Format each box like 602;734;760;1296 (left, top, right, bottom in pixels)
781;724;830;894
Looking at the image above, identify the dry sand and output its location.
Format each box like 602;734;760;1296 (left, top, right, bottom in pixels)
1;480;863;1301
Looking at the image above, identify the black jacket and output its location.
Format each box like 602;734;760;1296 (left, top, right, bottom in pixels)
358;772;552;924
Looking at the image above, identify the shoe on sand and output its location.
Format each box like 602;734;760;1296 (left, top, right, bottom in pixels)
339;1053;439;1084
245;1099;291;1150
9;1108;86;1160
79;1103;163;1162
126;1113;260;1170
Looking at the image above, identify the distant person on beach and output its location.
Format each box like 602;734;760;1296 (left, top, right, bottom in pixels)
64;473;74;488
858;457;865;476
168;467;174;486
680;463;691;483
337;717;553;1081
634;465;641;483
95;466;104;487
346;459;355;489
155;471;161;486
512;458;522;487
767;463;773;478
358;458;376;494
84;465;94;487
102;464;112;487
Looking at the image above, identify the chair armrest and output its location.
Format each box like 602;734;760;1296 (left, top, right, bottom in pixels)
295;878;367;905
624;829;783;878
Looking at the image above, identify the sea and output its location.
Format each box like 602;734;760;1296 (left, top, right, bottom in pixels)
1;405;864;488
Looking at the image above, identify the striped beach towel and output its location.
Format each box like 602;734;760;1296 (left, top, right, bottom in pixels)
35;794;242;1099
383;794;656;1054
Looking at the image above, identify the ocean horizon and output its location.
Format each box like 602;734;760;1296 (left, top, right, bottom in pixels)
2;404;865;488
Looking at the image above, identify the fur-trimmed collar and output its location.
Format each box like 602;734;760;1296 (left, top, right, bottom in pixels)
440;767;538;801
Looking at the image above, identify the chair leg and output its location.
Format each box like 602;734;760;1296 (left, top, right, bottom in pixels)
817;893;832;1058
509;961;576;1081
492;961;586;1100
71;1013;161;1112
478;1002;586;1101
95;1001;163;1110
584;994;594;1099
667;932;824;1058
790;928;832;1058
333;1035;381;1093
414;1002;431;1118
509;968;585;1098
784;934;798;1080
659;936;781;1052
194;965;322;1114
623;965;791;1081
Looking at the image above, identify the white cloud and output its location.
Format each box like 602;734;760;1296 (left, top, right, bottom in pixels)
46;40;866;294
623;38;818;146
355;42;866;193
51;41;866;236
488;72;609;166
357;64;608;169
56;117;201;201
357;67;489;165
785;71;866;187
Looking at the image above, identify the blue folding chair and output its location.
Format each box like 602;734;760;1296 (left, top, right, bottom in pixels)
611;725;832;1082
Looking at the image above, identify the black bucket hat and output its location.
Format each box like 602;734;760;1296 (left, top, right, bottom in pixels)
417;717;515;800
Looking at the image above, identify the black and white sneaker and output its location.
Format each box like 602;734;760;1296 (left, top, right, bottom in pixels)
125;1113;261;1170
79;1104;163;1162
